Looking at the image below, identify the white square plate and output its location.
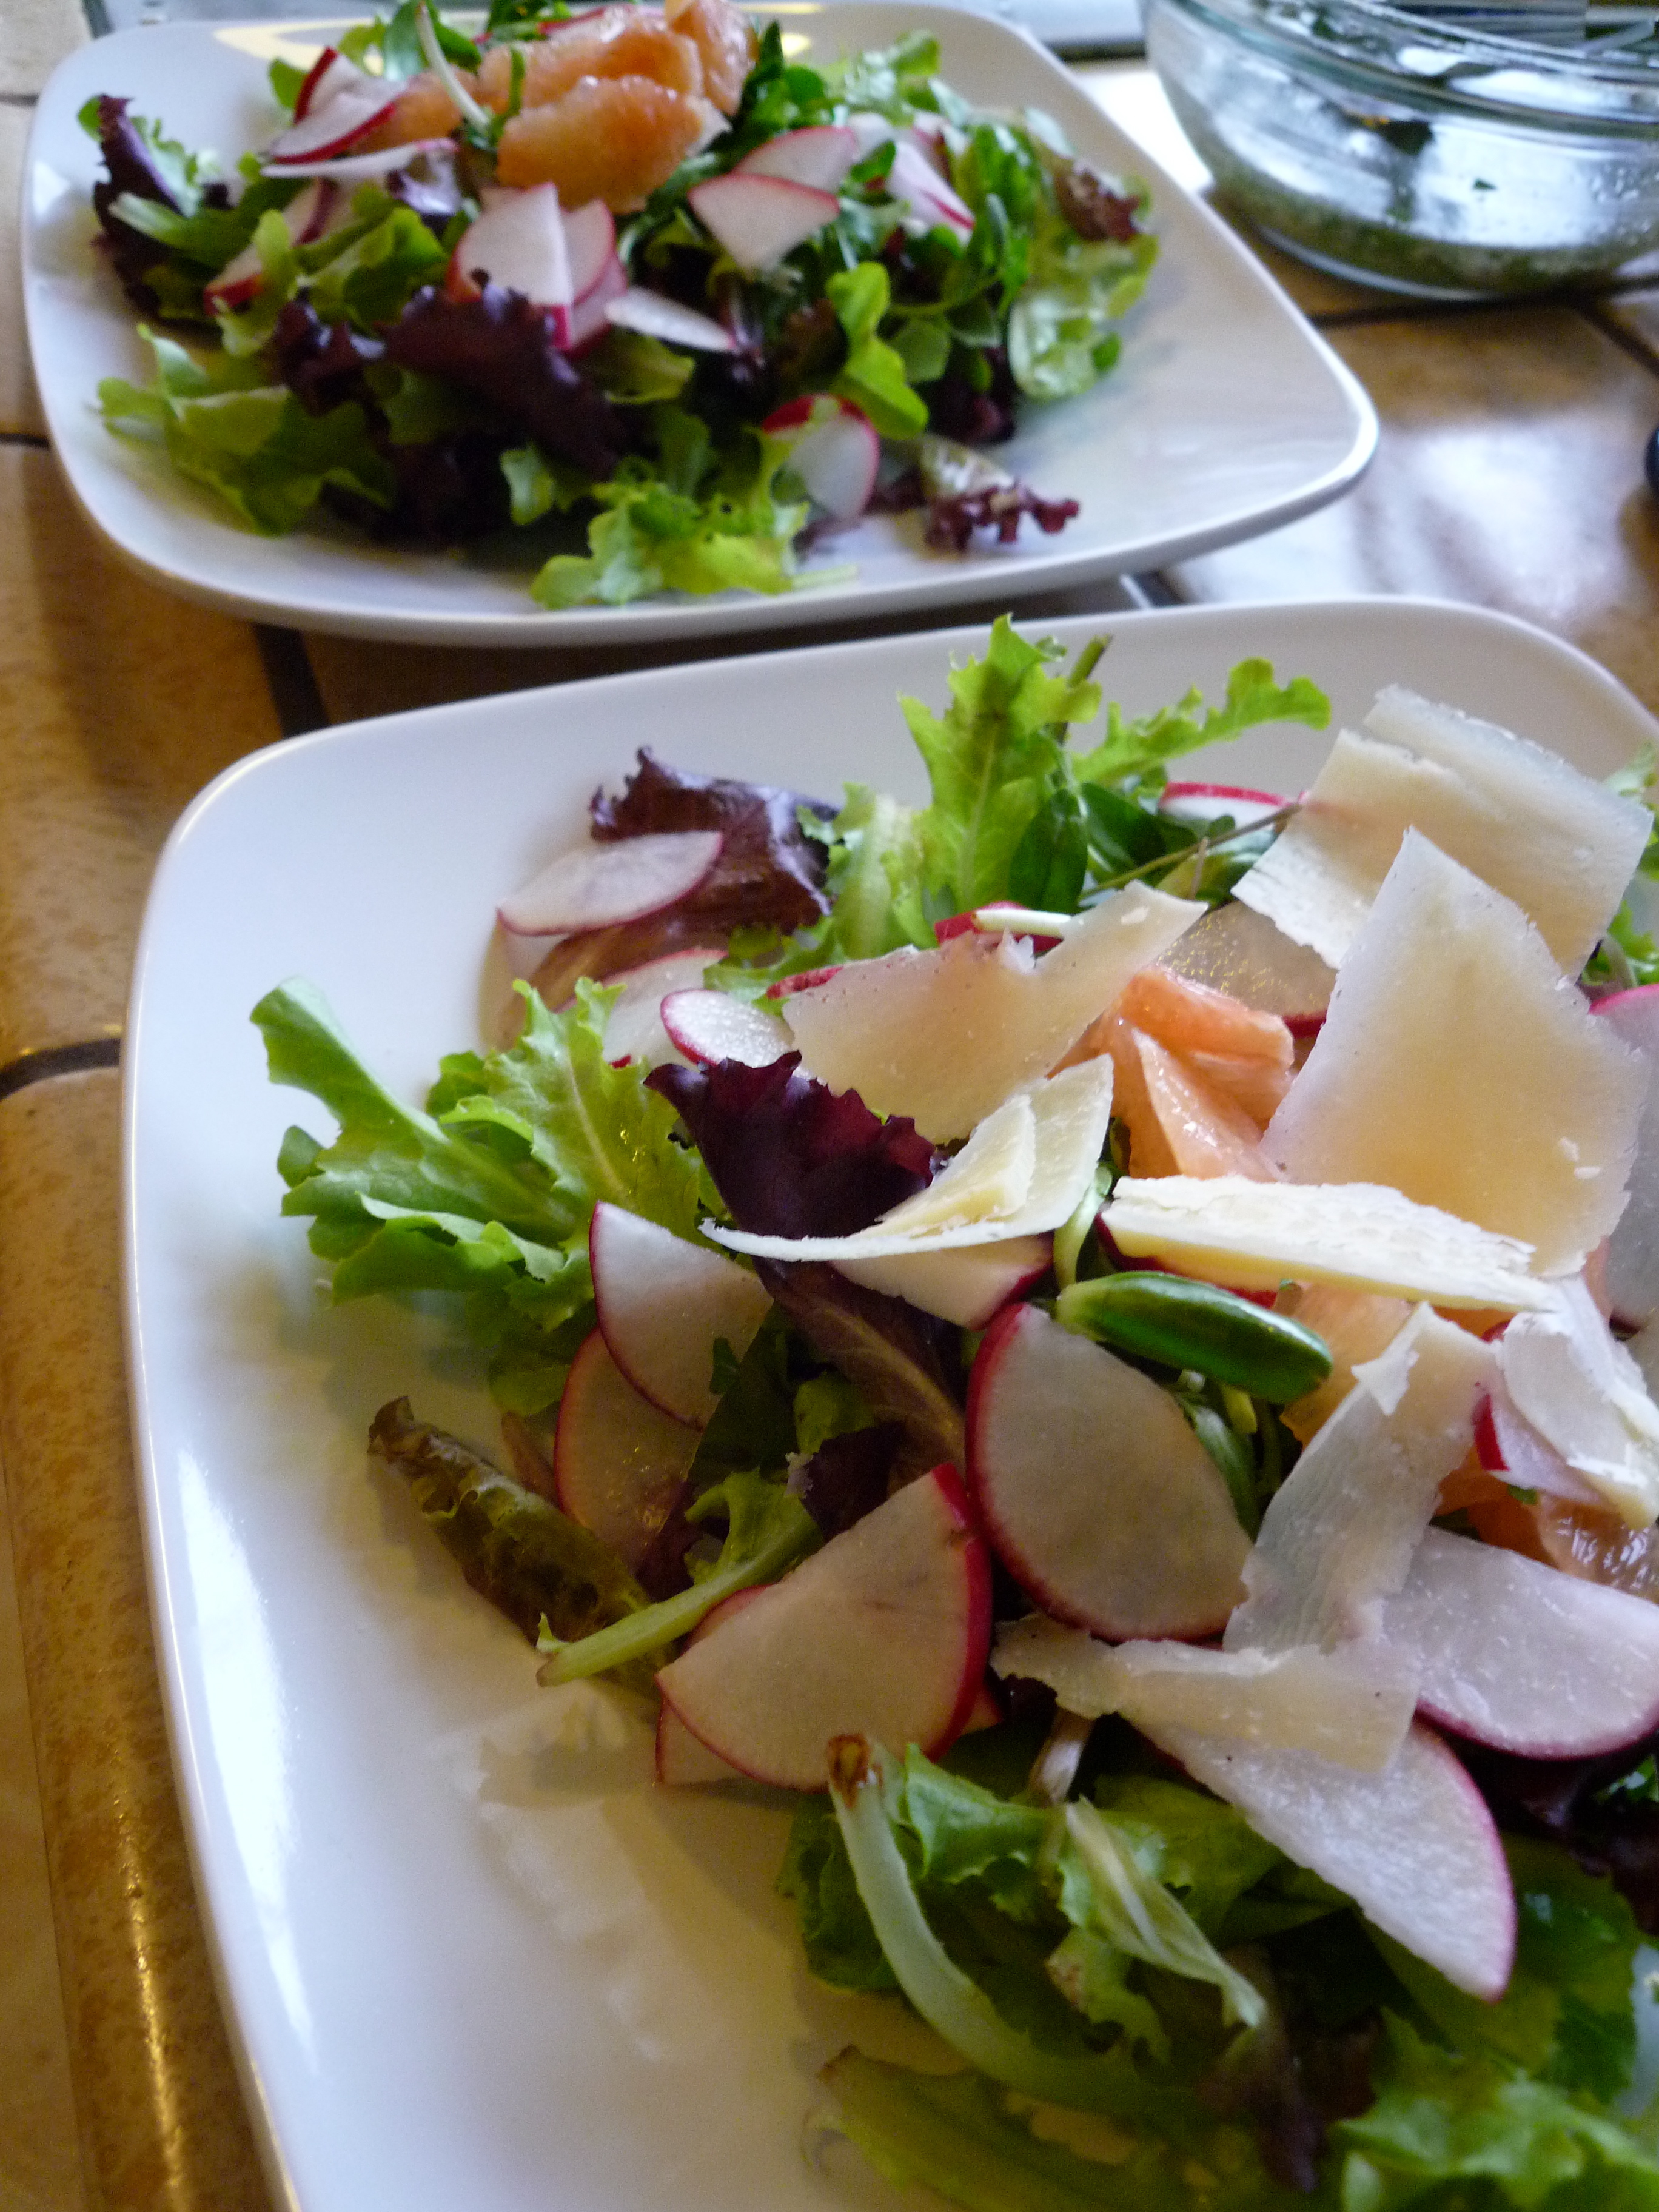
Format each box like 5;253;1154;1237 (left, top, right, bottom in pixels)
124;598;1655;2211
26;5;1376;646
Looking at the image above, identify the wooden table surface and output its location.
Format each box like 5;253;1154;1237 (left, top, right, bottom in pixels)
6;9;1659;2206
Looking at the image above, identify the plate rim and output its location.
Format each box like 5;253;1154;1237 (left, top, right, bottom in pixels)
25;6;1379;646
121;592;1648;2211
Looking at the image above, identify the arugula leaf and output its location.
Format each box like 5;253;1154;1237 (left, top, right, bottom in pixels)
1074;659;1330;796
900;615;1104;913
828;263;930;438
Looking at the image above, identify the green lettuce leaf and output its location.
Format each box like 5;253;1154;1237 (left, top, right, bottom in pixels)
1073;657;1330;796
828;262;930;438
254;977;702;1410
1335;2014;1659;2211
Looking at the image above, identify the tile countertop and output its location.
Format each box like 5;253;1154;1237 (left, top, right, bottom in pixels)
7;6;1659;2205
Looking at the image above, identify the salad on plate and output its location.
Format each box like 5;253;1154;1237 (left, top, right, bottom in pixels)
81;0;1155;609
255;615;1659;2209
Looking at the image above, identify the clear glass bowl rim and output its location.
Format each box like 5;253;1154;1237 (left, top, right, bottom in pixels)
1147;0;1659;130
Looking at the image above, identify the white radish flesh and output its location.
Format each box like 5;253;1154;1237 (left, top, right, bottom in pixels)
552;1330;699;1566
686;172;838;273
966;1305;1250;1641
605;288;736;352
660;987;793;1068
834;1235;1051;1329
1381;1526;1659;1757
655;1466;991;1790
589;1203;771;1427
597;948;724;1068
501;830;722;936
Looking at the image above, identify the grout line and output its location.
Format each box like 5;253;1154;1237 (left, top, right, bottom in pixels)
253;626;332;738
1126;571;1184;607
0;90;38;106
82;0;113;36
0;1039;122;1106
1;432;51;451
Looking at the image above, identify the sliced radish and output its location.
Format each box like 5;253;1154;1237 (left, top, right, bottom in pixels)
1594;985;1659;1329
259;137;449;184
500;830;722;937
660;987;793;1068
655;1464;991;1789
1480;1375;1606;1509
1381;1526;1659;1758
1159;783;1289;831
598;947;723;1068
552;1330;700;1567
966;1304;1250;1641
563;199;618;298
1496;1274;1659;1527
204;180;332;310
655;1590;768;1785
449;183;572;307
736;124;860;192
885;140;974;235
1146;1719;1515;2002
555;251;628;354
762;397;880;523
834;1235;1051;1329
266;84;399;163
605;288;736;353
589;1203;772;1427
686;172;838;274
293;47;381;120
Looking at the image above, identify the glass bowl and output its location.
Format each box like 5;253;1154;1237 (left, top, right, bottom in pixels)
1144;0;1659;295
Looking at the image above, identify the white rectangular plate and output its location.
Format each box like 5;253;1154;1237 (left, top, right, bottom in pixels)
124;598;1654;2212
26;5;1376;646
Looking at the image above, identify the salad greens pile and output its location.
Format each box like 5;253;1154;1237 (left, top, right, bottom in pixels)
255;617;1659;2212
83;5;1156;608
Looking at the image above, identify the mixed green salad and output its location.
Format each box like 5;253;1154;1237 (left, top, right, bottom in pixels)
82;1;1156;608
256;618;1659;2211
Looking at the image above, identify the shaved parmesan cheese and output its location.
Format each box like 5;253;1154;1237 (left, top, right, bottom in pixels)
1234;691;1649;975
1225;1305;1494;1653
1102;1174;1550;1311
1265;834;1643;1275
782;885;1198;1141
706;1059;1113;1263
1499;1275;1659;1527
874;1091;1037;1236
1160;900;1334;1025
994;1614;1418;1771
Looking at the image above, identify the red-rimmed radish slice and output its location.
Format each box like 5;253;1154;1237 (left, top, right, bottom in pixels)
590;1203;771;1426
834;1235;1051;1330
555;252;627;353
1145;1719;1515;2001
204;180;333;309
266;85;399;163
660;988;792;1068
564;199;618;295
966;1305;1249;1640
605;287;736;353
1160;783;1289;831
762;397;880;523
260;136;449;183
1381;1525;1659;1758
735;123;859;192
552;1330;699;1566
1593;985;1659;1328
655;1590;768;1785
449;183;572;306
293;45;381;119
598;947;724;1067
1478;1377;1605;1507
885;140;974;234
656;1464;991;1789
686;172;838;273
500;830;722;937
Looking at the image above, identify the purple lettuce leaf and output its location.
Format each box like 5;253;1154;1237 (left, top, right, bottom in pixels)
591;749;834;937
1456;1730;1659;1933
788;1421;904;1538
381;284;629;480
756;1262;964;1483
646;1054;936;1240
